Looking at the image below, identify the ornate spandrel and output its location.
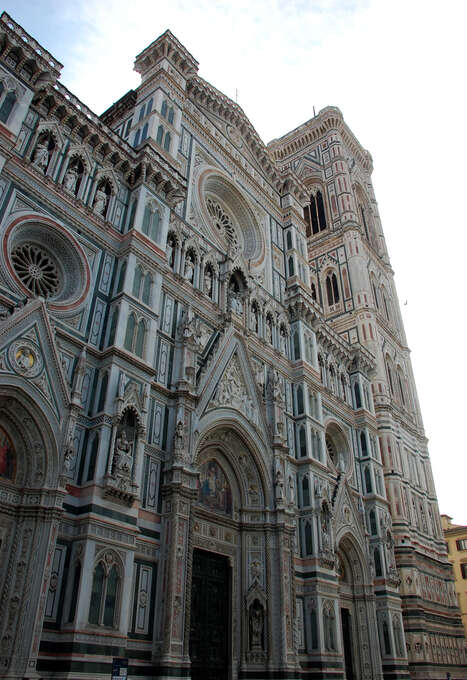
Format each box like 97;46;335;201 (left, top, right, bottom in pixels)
208;354;258;427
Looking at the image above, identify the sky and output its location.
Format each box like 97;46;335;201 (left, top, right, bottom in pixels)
5;0;467;523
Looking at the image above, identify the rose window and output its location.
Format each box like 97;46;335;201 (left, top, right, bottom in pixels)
2;218;91;311
11;244;60;298
206;197;238;245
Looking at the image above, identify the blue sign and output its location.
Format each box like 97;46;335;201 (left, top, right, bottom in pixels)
111;658;128;679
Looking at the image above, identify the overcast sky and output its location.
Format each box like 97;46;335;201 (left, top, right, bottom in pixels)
6;0;467;523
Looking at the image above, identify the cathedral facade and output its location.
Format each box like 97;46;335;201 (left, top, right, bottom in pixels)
0;12;464;680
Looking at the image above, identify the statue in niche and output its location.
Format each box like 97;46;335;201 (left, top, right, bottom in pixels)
230;291;242;314
274;467;284;502
63;165;79;193
174;420;185;459
288;475;295;504
113;429;133;475
63;434;75;475
184;254;195;282
204;267;212;296
321;502;331;551
228;279;243;313
33;140;50;172
166;237;175;268
266;318;273;344
250;305;258;332
94;187;108;216
249;600;264;650
272;369;282;402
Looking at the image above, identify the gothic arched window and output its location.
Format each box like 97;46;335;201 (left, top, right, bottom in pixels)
354;382;362;409
374;547;383;577
360;431;368;456
293;332;300;360
142;203;161;242
133;266;143;297
142;273;152;305
302;475;310;506
393;615;404;657
89;560;121;628
124;313;136;351
296;385;304;414
0;89;17;123
299;426;307;458
304;521;313;556
325;272;340;306
304;190;328;236
68;561;82;623
135;319;146;358
364;466;373;494
323;602;336;651
382;617;392;655
156;125;164;145
86;433;99;482
310;607;319;649
164;132;171;152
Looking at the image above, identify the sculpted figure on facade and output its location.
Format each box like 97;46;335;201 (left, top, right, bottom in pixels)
184;253;195;282
113;429;133;475
166;236;175;268
93;187;107;216
249;600;265;650
32;140;50;172
63;165;79;193
274;467;284;503
173;419;186;463
203;267;212;296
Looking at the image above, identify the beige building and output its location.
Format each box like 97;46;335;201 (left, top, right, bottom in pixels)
442;515;467;639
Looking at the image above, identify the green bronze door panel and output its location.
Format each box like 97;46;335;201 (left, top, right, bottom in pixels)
190;549;230;680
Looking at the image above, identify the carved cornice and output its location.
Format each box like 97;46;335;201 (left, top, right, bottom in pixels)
286;287;322;326
30;83;187;202
268;106;373;173
134;29;199;79
186;75;282;191
350;345;376;377
0;12;62;87
315;323;353;365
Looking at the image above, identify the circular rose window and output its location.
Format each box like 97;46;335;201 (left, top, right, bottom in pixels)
198;171;264;264
11;243;60;298
3;215;91;311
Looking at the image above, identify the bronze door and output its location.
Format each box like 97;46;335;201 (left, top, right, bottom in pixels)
190;549;230;680
341;607;354;680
